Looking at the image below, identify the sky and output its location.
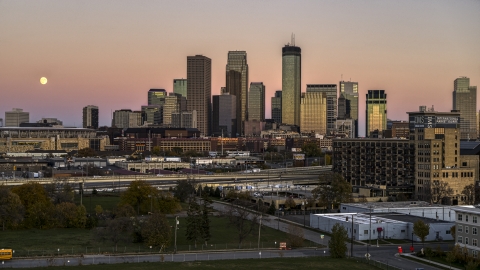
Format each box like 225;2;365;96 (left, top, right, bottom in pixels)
1;0;479;136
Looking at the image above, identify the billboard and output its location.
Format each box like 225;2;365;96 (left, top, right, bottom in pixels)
293;153;305;160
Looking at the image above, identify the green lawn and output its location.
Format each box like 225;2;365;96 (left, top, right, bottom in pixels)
17;257;381;270
74;193;122;214
0;216;316;257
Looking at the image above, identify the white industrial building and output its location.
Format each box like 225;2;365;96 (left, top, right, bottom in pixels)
339;201;466;222
310;212;454;242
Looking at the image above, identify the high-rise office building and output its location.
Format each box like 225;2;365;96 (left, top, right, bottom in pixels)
148;89;167;106
408;110;475;204
248;82;265;121
187;55;211;136
300;92;327;135
212;94;236;137
171;111;197;129
163;93;186;126
306;84;337;134
453;77;477;139
271;90;282;124
82;105;99;129
366;90;387;137
339;81;359;137
282;43;301;126
173;79;187;98
112;109;145;128
141;105;162;125
226;51;248;136
5;108;29;127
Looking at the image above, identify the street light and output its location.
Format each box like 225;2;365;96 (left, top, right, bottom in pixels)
302;201;308;227
174;216;179;253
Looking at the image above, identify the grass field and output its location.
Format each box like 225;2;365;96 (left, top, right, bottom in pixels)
74;193;122;214
18;257;381;270
0;216;316;257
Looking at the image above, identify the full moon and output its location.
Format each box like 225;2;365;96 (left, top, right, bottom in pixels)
40;77;48;85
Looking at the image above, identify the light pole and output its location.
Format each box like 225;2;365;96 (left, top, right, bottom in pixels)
257;214;262;250
302;201;308;227
367;206;372;258
174;216;179;253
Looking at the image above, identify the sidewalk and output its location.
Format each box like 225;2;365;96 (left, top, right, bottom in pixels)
400;253;462;270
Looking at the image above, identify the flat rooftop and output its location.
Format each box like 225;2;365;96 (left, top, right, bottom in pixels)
372;213;451;224
314;212;452;225
342;201;439;209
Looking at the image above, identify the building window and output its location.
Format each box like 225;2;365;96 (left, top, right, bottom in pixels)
364;230;368;235
465;237;469;245
467;215;469;222
458;225;463;233
474;250;478;258
446;230;451;235
473;227;477;235
458;214;463;221
474;216;477;223
474;239;478;247
458;236;463;243
466;226;469;234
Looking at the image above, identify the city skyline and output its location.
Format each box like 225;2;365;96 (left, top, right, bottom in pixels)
1;1;479;136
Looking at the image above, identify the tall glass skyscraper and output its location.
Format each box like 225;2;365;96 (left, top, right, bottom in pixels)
226;51;248;136
173;79;187;98
282;45;301;126
248;82;265;121
300;92;327;135
187;55;211;136
339;81;359;137
148;89;167;106
366;90;387;137
453;77;477;139
306;84;337;135
271;90;282;124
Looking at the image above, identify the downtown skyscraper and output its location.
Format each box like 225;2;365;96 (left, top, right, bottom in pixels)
339;81;359;137
282;43;301;126
82;105;99;129
226;51;248;137
271;90;282;124
187;55;211;136
453;77;477;140
306;84;337;135
366;90;387;137
248;82;265;121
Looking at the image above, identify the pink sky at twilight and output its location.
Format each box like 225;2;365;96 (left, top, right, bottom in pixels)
0;0;479;136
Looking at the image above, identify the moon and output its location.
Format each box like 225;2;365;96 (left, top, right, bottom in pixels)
40;77;48;85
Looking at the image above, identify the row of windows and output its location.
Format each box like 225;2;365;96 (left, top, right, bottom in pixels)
458;214;478;223
457;225;478;235
458;236;478;247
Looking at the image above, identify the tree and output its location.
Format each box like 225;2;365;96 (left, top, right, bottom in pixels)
201;195;211;246
114;204;136;218
286;224;304;248
141;212;172;252
462;184;475;205
0;186;24;230
312;173;352;210
119;180;157;214
174;180;196;203
45;178;75;204
225;201;260;248
266;202;276;215
151;146;162;156
450;225;456;240
413;220;430;246
185;197;202;247
429;181;453;204
329;223;348;258
284;197;297;209
301;142;322;158
155;192;181;214
77;147;97;157
96;217;134;251
12;182;54;229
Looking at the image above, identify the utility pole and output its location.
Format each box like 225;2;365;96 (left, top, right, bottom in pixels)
174;216;179;253
258;214;262;250
351;214;354;257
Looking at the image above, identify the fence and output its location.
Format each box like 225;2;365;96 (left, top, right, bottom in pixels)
13;241;319;258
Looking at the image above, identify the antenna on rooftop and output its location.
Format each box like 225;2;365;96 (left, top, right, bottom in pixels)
291;33;295;46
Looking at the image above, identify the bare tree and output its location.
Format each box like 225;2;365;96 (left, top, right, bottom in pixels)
224;200;260;248
429;181;453;204
462;184;475;205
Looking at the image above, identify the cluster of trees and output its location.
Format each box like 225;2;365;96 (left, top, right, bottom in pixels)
312;173;353;211
0;181;87;230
